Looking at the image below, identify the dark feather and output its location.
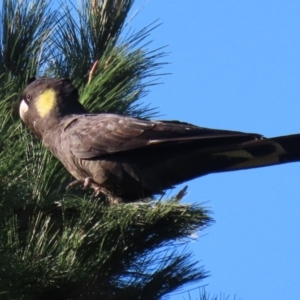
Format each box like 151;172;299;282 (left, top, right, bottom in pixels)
67;114;262;159
20;78;300;202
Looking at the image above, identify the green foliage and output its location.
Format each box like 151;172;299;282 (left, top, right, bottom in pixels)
0;199;211;300
50;0;134;79
0;0;57;83
49;0;166;117
182;289;240;300
79;28;166;118
0;0;213;299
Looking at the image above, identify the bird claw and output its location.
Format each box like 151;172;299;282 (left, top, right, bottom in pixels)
66;178;123;205
66;179;85;190
66;177;103;195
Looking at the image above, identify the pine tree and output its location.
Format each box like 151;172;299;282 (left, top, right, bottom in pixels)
0;0;213;299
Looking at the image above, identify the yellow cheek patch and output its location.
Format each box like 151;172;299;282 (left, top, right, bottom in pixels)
36;89;56;118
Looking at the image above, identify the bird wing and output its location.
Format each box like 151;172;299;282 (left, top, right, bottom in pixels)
66;113;263;159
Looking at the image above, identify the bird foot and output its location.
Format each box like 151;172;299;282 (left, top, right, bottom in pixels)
66;177;104;196
66;178;123;205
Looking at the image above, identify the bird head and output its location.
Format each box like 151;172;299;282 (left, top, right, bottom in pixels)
19;77;86;138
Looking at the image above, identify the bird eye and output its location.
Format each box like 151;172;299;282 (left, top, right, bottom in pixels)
26;93;31;103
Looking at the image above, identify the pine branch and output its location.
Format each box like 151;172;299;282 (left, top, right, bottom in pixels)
181;288;240;300
0;0;57;82
0;198;212;300
79;34;166;117
49;1;166;118
49;0;134;80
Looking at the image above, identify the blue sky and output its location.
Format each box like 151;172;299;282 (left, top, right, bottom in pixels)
129;1;300;299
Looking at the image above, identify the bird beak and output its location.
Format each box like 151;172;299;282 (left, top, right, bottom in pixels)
19;100;28;122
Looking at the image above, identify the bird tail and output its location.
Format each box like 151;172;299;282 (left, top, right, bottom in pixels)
133;133;300;194
225;133;300;171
